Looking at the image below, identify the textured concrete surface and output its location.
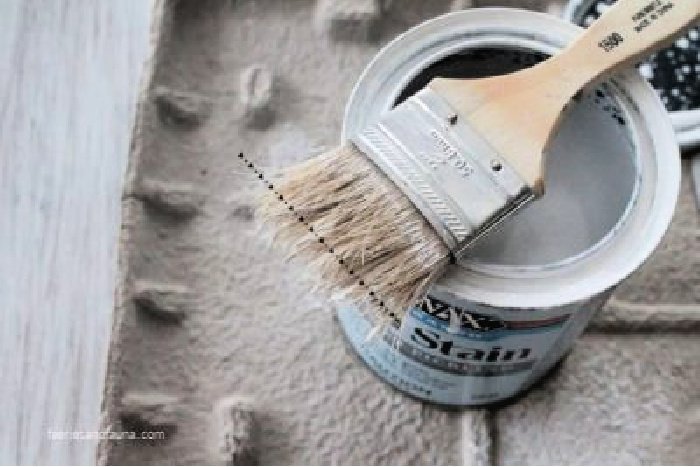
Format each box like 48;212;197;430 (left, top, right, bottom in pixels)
99;0;699;465
211;396;257;465
100;1;467;464
495;335;700;465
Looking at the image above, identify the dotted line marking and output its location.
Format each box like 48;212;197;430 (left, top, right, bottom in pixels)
238;153;395;318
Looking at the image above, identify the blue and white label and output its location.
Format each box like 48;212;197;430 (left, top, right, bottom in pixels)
337;295;578;405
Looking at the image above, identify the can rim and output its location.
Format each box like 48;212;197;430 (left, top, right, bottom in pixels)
342;8;680;309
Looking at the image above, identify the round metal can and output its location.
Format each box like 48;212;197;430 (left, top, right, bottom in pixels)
336;8;680;406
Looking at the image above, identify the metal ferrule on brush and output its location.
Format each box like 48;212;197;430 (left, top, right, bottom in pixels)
351;87;535;259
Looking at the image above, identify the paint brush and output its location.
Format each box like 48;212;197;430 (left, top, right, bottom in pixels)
262;0;700;319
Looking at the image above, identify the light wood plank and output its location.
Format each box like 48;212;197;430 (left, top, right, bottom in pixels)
0;1;152;463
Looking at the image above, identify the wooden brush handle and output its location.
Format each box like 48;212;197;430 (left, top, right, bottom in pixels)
428;0;699;192
550;0;700;95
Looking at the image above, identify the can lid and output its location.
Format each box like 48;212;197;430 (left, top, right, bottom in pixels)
564;0;700;150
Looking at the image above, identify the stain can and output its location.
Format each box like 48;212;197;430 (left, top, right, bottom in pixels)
336;9;680;406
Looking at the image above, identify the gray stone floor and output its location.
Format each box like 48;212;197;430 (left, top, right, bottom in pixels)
98;0;699;464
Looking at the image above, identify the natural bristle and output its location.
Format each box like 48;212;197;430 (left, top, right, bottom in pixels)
260;143;450;321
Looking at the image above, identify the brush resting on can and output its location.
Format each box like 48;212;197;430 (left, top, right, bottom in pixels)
262;0;700;320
